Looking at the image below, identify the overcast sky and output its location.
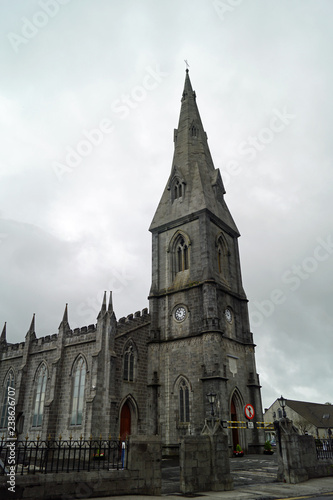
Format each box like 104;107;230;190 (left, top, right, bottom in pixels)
0;0;332;411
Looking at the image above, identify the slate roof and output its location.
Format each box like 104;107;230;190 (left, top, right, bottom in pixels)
286;399;332;429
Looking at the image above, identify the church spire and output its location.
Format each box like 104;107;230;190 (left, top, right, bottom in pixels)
150;70;239;236
182;68;194;99
174;68;214;170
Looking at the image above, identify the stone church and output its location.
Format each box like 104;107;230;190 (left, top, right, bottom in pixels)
0;70;264;454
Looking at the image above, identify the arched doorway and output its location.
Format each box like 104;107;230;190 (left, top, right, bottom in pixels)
231;397;239;449
120;402;131;440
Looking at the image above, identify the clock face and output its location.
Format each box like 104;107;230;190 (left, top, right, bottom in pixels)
225;308;232;323
174;306;186;322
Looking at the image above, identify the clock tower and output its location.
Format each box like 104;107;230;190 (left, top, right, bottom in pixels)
147;70;263;454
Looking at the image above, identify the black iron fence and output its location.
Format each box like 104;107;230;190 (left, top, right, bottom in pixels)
0;438;128;474
316;439;333;460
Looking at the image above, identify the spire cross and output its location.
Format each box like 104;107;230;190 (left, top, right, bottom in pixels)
184;59;190;70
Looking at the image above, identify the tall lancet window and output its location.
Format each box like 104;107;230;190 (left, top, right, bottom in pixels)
190;124;198;137
123;344;134;382
176;237;189;272
173;179;183;200
0;370;14;429
70;356;86;426
32;363;47;427
216;233;229;282
179;378;190;423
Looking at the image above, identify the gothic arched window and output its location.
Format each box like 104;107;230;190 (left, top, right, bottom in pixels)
176;237;189;273
179;378;190;423
190;125;198;137
70;356;86;426
173;179;183;201
123;344;135;382
32;363;47;427
0;369;14;429
216;233;229;281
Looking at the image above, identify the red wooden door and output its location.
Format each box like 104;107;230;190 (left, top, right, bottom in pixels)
120;402;131;440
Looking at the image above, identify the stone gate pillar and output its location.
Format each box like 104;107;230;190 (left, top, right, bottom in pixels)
180;420;233;493
275;418;333;484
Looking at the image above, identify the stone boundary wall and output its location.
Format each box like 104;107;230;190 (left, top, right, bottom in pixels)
275;419;333;484
180;433;233;494
0;435;161;499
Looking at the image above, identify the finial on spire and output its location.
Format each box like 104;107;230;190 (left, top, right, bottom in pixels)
97;291;107;320
108;291;113;314
0;322;6;343
29;313;35;333
184;59;190;72
62;303;68;323
102;291;107;310
26;313;36;339
59;303;70;331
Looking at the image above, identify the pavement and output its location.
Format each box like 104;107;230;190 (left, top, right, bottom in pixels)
90;477;333;500
194;476;333;499
91;453;333;500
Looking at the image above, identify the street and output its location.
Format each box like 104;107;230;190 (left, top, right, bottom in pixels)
161;453;279;494
231;453;278;488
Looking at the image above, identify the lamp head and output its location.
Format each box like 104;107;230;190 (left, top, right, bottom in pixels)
278;395;286;409
207;392;216;405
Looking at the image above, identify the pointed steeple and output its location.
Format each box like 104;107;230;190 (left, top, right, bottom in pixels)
97;291;107;320
174;69;214;172
108;291;113;314
0;322;6;344
150;70;239;236
29;313;35;333
59;303;70;330
26;313;36;340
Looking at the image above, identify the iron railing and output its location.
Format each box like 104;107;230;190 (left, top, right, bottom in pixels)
316;439;333;460
0;438;128;474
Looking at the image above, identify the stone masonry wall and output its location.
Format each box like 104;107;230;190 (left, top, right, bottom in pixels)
0;309;150;443
0;435;161;499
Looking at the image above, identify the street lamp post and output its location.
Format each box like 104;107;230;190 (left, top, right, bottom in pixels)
207;392;216;417
278;395;287;418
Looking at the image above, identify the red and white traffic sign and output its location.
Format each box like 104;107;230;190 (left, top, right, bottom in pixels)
244;404;255;420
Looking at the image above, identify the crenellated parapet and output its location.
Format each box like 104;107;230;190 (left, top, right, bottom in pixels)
72;324;97;334
116;308;150;336
0;342;25;360
0;324;101;358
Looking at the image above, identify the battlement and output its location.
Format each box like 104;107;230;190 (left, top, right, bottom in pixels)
64;324;97;346
36;334;58;344
0;342;25;359
0;322;99;356
71;324;97;336
116;308;150;335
